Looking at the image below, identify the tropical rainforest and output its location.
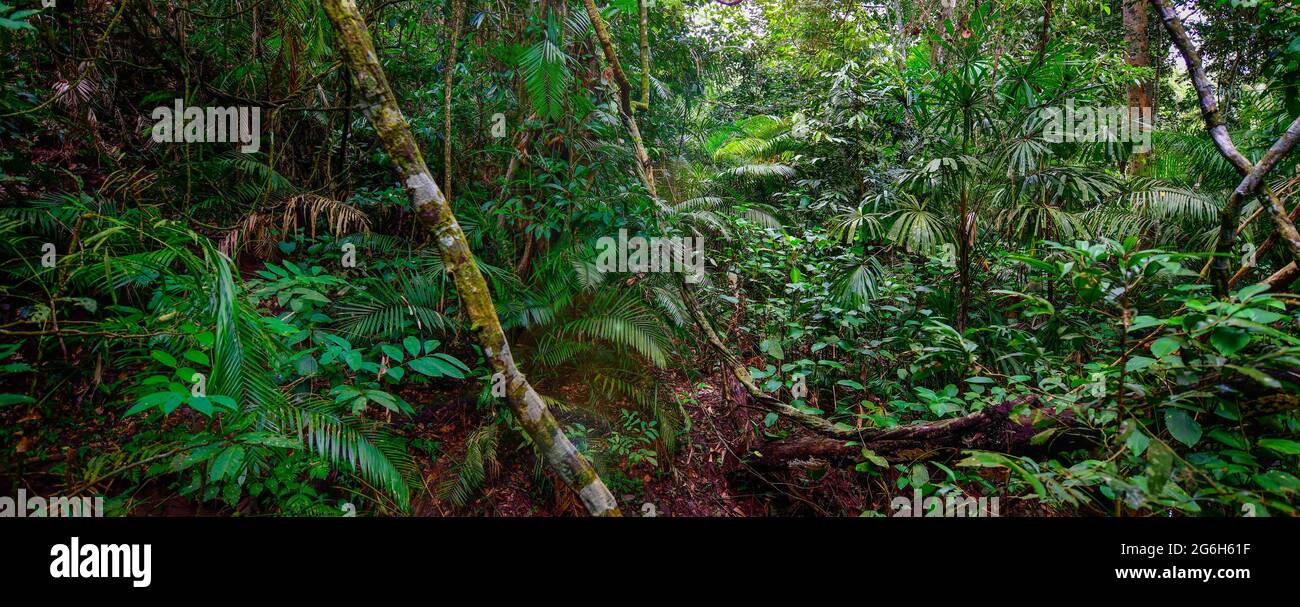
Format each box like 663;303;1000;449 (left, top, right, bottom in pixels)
1;0;1299;518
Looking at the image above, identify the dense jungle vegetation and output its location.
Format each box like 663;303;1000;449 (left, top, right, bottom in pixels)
1;0;1299;517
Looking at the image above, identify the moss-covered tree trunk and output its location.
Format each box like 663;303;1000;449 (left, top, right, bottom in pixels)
321;0;619;516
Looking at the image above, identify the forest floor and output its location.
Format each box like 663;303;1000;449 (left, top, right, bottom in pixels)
3;354;1050;517
1;330;1039;517
400;368;889;517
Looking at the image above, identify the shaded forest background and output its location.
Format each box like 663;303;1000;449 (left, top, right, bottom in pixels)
1;0;1299;516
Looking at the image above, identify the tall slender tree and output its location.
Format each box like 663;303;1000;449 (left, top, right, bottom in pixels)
321;0;620;516
1122;0;1152;173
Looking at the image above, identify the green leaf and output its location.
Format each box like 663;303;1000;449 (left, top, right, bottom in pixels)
408;357;462;378
403;336;422;357
964;376;994;384
187;396;214;416
957;451;1046;498
1150;337;1180;358
209;395;239;411
210;445;246;482
239;432;303;449
294;288;330;303
366;390;402;412
1210;327;1250;356
1206;428;1247;450
1030;428;1058;446
380;344;406;363
1258;438;1300;456
1123;421;1150;456
183;350;210;366
759;337;784;360
0;17;35;31
1238;308;1284;324
125;391;183;416
151;350;178;367
432;352;469;373
1225;365;1281;389
1125;356;1154;373
0;393;34;407
910;463;930;488
1146;440;1174;495
1164;409;1202;447
860;449;889;468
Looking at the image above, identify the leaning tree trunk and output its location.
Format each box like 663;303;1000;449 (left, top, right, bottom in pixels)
321;0;619;516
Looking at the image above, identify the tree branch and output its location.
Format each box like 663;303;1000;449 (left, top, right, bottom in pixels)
1150;0;1300;293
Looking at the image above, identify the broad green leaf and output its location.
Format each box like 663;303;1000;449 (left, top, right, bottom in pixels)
910;463;930;488
1210;327;1250;356
1206;428;1247;450
1258;438;1300;456
1125;356;1154;373
1225;365;1281;389
860;449;889;468
209;395;239;411
183;350;210;366
408;357;462;378
1164;409;1202;447
403;336;422;356
187;396;214;416
151;350;177;367
380;344;406;363
210;445;246;482
0;394;34;407
239;432;302;449
1150;337;1180;358
126;391;183;416
1146;440;1175;495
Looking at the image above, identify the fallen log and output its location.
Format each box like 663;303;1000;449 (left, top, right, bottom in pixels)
753;363;1300;468
752;398;1055;467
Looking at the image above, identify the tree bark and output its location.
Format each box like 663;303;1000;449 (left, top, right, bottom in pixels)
1150;0;1300;295
1122;0;1151;173
321;0;619;516
1263;261;1300;291
635;0;651;112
